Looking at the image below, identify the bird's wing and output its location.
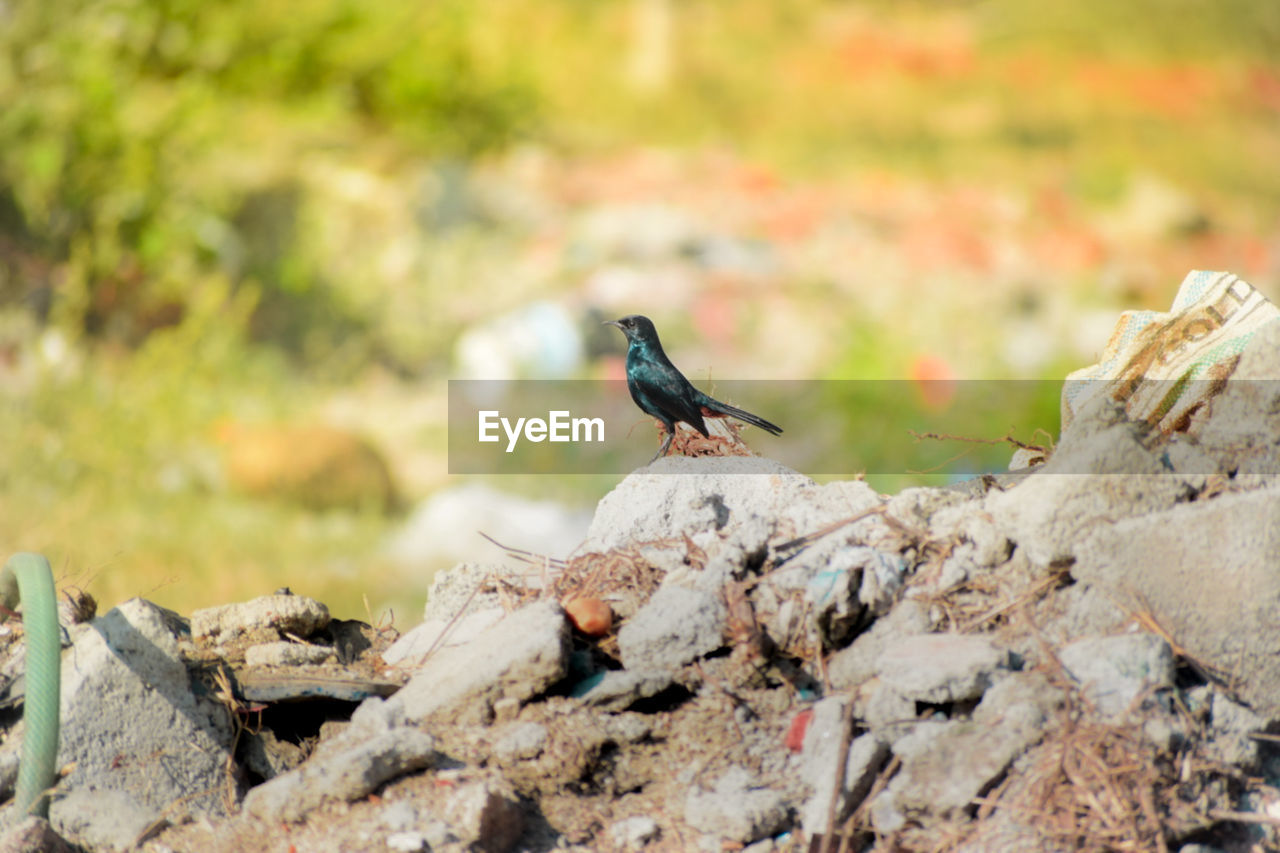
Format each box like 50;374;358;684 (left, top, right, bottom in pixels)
631;359;710;435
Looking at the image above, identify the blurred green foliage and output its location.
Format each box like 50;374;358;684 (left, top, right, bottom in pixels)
2;0;1277;370
0;0;1276;617
0;0;532;365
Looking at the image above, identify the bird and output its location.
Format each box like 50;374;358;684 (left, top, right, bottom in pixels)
604;314;783;464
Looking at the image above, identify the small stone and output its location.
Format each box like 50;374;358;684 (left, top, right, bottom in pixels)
856;678;917;735
1058;632;1174;719
244;729;436;823
800;718;888;836
0;816;76;853
444;781;524;853
386;831;428;852
684;767;788;844
577;668;674;711
618;585;726;672
609;815;660;849
494;722;548;762
191;594;330;641
380;800;420;832
383;601;570;726
492;697;522;724
244;641;333;667
876;633;1009;703
382;609;506;668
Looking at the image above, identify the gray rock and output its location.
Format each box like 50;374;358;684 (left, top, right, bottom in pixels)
191;593;330;641
1033;581;1130;649
1206;691;1266;769
577;668;674;711
876;633;1009;703
386;831;429;852
1072;485;1280;720
664;511;775;594
927;505;1014;591
928;505;1013;570
382;608;506;668
420;563;534;624
985;397;1192;566
683;766;789;843
0;815;75;853
49;599;233;849
1161;436;1220;482
243;728;435;823
857;548;908;614
493;722;548;762
1058;632;1174;719
1199;318;1280;475
618;585;726;672
798;698;888;835
582;457;881;553
886;487;969;530
244;640;333;667
854;678;917;735
875;673;1055;826
973;671;1061;729
827;599;932;690
383;601;570;725
603;713;654;744
743;838;777;853
609;815;660;849
46;790;156;853
379;798;421;831
443;780;524;853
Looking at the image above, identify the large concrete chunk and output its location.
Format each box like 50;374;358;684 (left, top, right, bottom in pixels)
1058;633;1174;719
1072;485;1280;721
386;601;570;724
1199;318;1280;475
191;593;330;641
876;633;1009;704
583;456;881;553
799;697;888;835
244;729;436;823
985;397;1193;567
873;673;1056;829
49;599;234;850
683;766;789;844
618;585;727;672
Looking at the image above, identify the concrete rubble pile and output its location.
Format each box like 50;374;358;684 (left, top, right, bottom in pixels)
2;325;1280;852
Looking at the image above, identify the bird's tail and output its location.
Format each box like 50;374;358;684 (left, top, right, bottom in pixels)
700;396;783;435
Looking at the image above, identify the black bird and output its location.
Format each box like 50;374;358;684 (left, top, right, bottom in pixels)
604;314;783;463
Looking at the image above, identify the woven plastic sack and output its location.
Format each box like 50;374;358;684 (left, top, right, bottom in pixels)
1062;270;1278;435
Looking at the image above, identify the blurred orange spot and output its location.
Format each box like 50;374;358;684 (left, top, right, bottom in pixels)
692;296;735;346
910;355;957;410
599;355;628;382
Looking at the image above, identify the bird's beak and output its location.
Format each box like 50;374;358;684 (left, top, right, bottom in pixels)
603;319;623;329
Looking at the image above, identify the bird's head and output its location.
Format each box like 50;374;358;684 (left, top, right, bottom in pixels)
603;314;659;345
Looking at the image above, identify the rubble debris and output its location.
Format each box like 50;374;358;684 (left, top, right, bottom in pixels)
6;290;1280;852
191;592;331;642
875;632;1010;704
243;728;436;823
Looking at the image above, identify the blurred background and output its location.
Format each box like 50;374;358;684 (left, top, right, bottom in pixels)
1;0;1277;622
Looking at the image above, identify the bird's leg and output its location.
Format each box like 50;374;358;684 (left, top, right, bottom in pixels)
648;425;675;464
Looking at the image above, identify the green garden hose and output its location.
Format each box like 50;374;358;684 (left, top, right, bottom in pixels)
1;553;60;818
